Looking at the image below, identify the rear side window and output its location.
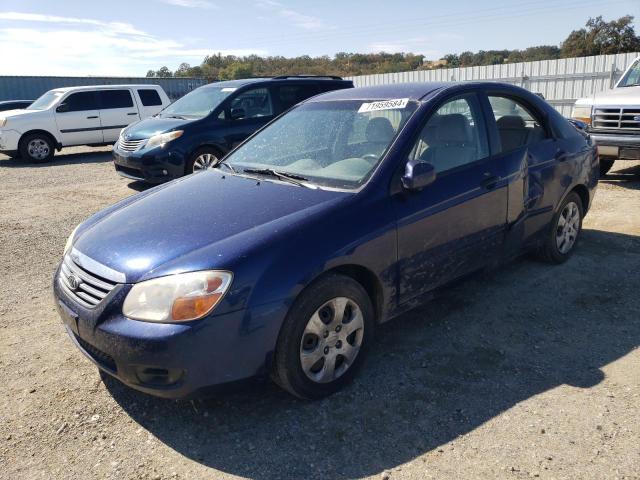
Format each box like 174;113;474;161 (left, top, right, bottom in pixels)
99;90;134;109
63;92;98;112
138;89;162;106
488;96;548;153
276;85;317;111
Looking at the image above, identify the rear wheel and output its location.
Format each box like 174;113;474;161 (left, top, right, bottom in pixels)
186;147;220;174
272;274;374;399
539;192;583;264
19;133;55;163
599;158;615;176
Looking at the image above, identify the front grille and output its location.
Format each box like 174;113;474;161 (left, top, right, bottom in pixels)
118;138;146;152
59;255;118;309
592;106;640;131
73;333;117;371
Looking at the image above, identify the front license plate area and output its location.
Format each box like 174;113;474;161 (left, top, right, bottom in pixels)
58;300;79;335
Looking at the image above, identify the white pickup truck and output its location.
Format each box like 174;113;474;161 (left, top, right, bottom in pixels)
572;57;640;175
0;84;170;162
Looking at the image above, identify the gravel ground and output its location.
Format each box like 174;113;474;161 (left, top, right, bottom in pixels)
1;147;639;480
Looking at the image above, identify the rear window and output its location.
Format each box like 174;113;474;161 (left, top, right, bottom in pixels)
99;90;134;109
138;89;163;106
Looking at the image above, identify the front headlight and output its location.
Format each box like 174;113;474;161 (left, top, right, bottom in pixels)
145;130;184;150
63;225;80;255
0;117;7;128
123;270;232;323
571;105;592;125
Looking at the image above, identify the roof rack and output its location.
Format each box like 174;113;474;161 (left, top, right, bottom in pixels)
272;75;344;80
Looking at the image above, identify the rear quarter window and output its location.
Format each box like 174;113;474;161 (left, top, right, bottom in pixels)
138;89;163;106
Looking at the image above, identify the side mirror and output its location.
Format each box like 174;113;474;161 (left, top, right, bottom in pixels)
56;103;69;113
230;107;246;120
402;160;436;190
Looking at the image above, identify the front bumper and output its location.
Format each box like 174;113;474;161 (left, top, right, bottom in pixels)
0;129;21;152
113;145;187;184
590;131;640;160
53;265;288;399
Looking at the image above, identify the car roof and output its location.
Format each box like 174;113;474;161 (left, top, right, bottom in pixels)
50;84;162;93
203;76;352;89
307;81;529;102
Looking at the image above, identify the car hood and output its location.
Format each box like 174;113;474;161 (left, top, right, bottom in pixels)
0;109;41;119
73;170;349;282
576;86;640;106
122;116;192;139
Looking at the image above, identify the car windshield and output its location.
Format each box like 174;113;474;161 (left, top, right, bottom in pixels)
27;90;64;110
160;86;234;119
618;59;640;87
223;99;418;190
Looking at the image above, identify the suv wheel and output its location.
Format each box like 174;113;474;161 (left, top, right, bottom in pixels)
186;147;220;174
19;133;55;163
272;274;374;399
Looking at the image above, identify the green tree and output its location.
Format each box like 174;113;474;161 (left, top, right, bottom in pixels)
561;15;640;57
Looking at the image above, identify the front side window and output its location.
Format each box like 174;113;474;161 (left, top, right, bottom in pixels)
99;90;134;109
410;94;489;173
224;100;418;189
161;86;233;119
618;59;640;87
488;96;548;152
62;91;98;112
229;88;273;120
27;91;64;110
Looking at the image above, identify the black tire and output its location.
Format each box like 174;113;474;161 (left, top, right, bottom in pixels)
538;191;583;264
185;146;221;175
19;132;55;163
599;158;615;176
272;273;375;399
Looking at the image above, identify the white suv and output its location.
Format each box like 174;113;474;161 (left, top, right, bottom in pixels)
0;84;170;162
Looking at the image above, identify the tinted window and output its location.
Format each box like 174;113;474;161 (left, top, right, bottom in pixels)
410;94;489;173
229;88;273;120
276;85;317;111
138;89;162;106
62;92;98;112
488;95;548;152
99;90;134;109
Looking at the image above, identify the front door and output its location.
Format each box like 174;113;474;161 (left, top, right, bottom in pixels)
394;92;508;304
55;91;102;146
98;89;140;143
220;87;275;149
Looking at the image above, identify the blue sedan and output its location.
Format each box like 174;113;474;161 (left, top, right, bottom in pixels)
53;82;598;399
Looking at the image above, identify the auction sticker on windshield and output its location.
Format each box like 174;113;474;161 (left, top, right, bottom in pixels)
358;98;409;113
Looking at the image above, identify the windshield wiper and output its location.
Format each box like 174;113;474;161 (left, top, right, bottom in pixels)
242;168;313;187
216;161;237;174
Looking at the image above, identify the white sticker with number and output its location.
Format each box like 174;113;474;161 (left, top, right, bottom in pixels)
358;98;409;113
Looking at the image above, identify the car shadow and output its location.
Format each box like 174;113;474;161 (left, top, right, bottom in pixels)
104;228;640;479
0;150;113;168
601;162;640;190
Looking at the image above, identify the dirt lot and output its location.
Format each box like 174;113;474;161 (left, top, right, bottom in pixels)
0;147;639;480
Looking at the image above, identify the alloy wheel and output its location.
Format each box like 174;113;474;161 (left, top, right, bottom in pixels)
299;297;365;384
192;153;218;172
556;201;580;254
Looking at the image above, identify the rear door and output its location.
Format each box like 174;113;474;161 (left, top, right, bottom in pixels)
55;91;102;146
98;89;140;143
219;86;275;149
273;84;318;113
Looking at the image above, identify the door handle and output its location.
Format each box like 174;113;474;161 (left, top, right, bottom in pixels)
127;112;138;116
86;115;98;119
480;173;499;189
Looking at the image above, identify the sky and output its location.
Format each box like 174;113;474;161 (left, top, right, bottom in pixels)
0;0;638;77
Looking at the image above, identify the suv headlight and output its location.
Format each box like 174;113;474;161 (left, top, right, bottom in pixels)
145;130;183;149
571;105;592;125
0;117;7;128
64;225;80;254
123;270;232;323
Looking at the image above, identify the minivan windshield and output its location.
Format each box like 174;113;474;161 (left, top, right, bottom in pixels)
160;86;234;119
27;90;64;110
223;99;418;190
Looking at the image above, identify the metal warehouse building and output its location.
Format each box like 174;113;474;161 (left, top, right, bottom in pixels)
0;76;207;101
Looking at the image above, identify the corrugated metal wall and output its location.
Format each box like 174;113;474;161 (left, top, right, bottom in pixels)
347;52;639;116
0;76;207;102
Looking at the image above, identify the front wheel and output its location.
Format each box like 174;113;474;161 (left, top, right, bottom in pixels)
272;274;375;399
19;133;55;163
186;147;220;174
539;192;583;264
